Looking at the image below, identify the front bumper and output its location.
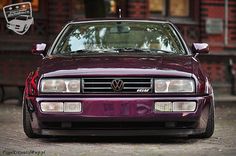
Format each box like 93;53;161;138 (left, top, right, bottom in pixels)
40;129;205;137
25;95;213;136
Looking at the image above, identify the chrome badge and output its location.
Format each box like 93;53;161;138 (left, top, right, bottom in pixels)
111;79;124;92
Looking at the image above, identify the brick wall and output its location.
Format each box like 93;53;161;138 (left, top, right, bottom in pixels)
200;0;236;51
127;0;149;18
47;0;72;43
228;0;236;48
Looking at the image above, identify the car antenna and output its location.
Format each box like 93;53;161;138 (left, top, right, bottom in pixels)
118;8;122;18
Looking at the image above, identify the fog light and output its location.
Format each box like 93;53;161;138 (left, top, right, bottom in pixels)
155;102;172;112
64;102;82;112
173;101;196;112
41;102;63;112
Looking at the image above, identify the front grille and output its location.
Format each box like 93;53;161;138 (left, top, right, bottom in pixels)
82;78;153;93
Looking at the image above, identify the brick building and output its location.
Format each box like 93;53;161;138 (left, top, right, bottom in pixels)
128;0;236;51
0;0;236;98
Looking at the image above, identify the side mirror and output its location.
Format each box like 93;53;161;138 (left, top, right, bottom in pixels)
191;43;209;56
32;43;47;57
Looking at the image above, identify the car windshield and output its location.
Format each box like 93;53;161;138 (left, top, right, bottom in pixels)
52;21;186;56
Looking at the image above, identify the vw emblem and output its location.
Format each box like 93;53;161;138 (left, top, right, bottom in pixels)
111;79;124;92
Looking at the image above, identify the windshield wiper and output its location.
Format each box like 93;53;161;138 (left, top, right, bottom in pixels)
62;49;119;55
113;48;174;54
71;49;95;54
114;48;149;52
60;48;174;56
59;49;90;55
150;49;174;54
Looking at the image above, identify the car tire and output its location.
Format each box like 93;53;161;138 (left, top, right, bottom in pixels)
191;104;215;138
202;104;215;138
23;99;39;138
18;87;24;106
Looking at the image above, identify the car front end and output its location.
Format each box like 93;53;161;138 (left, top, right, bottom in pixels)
23;19;214;138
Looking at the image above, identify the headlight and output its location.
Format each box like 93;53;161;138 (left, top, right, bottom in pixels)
155;79;195;93
40;79;80;93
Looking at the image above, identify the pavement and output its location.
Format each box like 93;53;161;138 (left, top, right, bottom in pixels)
1;87;236;156
0;95;236;156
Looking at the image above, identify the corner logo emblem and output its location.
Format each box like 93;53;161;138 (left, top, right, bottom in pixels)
111;79;124;92
3;2;34;35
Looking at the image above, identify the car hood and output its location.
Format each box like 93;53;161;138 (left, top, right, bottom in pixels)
39;55;194;78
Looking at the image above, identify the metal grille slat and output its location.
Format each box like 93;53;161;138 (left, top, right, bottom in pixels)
82;77;153;93
123;87;150;89
123;82;150;84
83;87;112;89
84;82;111;84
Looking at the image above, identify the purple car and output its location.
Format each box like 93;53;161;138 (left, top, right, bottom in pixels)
23;19;214;138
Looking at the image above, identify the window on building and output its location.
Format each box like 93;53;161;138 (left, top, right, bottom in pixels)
169;0;189;17
105;0;127;18
72;0;85;18
149;0;165;15
0;0;39;11
149;0;190;17
105;0;117;15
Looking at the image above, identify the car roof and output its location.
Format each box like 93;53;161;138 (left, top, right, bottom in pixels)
70;17;171;24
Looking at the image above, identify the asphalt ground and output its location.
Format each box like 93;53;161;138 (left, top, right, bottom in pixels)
0;96;236;156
